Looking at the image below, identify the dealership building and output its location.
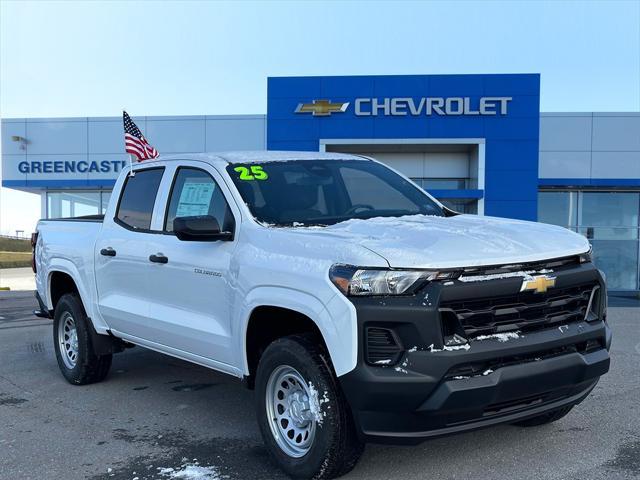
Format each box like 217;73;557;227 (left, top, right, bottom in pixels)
2;74;639;293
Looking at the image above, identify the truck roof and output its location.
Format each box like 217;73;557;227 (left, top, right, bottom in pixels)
148;151;369;168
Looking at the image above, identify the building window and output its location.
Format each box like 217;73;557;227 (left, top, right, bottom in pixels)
47;191;100;218
411;178;477;214
538;190;640;291
46;190;113;219
537;191;578;228
101;191;111;214
411;178;468;190
439;199;478;214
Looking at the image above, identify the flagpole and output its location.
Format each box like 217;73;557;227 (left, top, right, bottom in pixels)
124;109;135;177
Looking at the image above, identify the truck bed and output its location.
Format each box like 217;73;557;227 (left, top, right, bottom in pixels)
35;217;104;323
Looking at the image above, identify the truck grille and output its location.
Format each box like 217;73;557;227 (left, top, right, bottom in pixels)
440;282;599;338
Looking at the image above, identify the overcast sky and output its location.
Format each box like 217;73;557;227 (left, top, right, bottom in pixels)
1;0;639;235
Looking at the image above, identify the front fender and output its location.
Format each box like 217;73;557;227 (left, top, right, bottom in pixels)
236;286;357;377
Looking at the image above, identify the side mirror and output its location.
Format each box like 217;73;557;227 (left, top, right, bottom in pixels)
173;215;233;242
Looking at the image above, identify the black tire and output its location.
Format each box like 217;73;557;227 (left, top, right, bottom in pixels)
512;405;574;427
255;334;364;479
53;293;112;385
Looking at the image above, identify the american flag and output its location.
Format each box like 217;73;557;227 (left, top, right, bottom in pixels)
123;111;159;161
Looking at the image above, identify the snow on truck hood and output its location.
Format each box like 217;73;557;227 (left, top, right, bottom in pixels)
294;214;590;269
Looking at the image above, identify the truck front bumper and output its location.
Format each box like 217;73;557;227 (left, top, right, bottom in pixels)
338;262;611;444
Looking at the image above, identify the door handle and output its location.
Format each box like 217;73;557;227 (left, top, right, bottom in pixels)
100;247;116;257
149;253;168;264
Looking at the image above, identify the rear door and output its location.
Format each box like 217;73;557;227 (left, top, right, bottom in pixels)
95;167;165;338
144;162;240;368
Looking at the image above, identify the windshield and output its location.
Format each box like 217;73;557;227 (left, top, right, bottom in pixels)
226;159;444;226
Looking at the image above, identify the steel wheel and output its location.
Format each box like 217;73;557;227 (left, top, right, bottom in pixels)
58;311;78;369
265;365;317;458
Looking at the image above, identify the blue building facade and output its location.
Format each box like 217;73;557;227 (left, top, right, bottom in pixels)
267;74;540;220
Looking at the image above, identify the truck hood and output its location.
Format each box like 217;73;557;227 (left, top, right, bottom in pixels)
298;214;590;269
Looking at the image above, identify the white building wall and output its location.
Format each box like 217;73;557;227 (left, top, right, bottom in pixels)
539;112;640;180
1;115;267;194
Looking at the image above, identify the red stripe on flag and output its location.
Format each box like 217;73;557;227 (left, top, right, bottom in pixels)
125;141;145;155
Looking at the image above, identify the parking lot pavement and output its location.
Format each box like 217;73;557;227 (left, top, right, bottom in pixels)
0;291;638;480
0;268;36;291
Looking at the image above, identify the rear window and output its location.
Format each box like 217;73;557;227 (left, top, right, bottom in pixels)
116;168;164;230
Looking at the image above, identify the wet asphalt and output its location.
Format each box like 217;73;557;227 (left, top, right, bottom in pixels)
0;290;638;480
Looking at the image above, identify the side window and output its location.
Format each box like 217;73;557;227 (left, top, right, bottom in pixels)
165;167;234;233
116;168;164;230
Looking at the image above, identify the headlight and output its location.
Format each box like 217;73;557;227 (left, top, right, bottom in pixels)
329;264;453;296
579;245;593;264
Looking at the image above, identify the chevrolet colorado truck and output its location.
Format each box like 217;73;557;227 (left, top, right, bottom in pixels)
32;151;611;479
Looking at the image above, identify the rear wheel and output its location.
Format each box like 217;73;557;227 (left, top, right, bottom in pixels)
255;334;364;479
53;294;112;385
512;405;574;427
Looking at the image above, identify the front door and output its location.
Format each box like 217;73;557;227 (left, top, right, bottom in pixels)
144;164;239;367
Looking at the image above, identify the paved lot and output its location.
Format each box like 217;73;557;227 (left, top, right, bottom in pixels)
0;291;638;480
0;267;36;291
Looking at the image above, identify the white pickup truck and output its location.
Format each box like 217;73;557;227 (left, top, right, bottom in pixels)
33;151;611;479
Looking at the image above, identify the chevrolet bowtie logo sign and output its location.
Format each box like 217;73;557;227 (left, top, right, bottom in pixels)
520;275;556;294
295;100;350;116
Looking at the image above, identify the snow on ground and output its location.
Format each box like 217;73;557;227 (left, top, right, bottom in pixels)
157;460;222;480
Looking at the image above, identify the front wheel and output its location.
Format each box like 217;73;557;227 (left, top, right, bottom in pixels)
53;293;112;385
255;334;364;479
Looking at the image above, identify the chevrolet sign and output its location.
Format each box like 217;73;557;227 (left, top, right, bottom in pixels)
295;96;512;116
295;100;350;116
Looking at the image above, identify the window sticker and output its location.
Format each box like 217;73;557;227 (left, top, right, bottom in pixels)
234;165;268;180
175;181;215;217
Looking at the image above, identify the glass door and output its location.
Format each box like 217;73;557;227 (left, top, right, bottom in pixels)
578;192;639;291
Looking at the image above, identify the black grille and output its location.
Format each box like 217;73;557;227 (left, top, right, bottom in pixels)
365;327;402;366
440;283;599;338
459;255;581;276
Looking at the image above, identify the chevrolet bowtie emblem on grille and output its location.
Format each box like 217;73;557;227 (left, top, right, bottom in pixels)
520;275;556;293
295;100;349;116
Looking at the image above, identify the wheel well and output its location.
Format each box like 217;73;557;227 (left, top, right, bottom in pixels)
49;271;79;311
245;306;326;389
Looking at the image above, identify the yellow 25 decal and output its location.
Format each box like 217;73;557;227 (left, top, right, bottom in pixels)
234;165;268;181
